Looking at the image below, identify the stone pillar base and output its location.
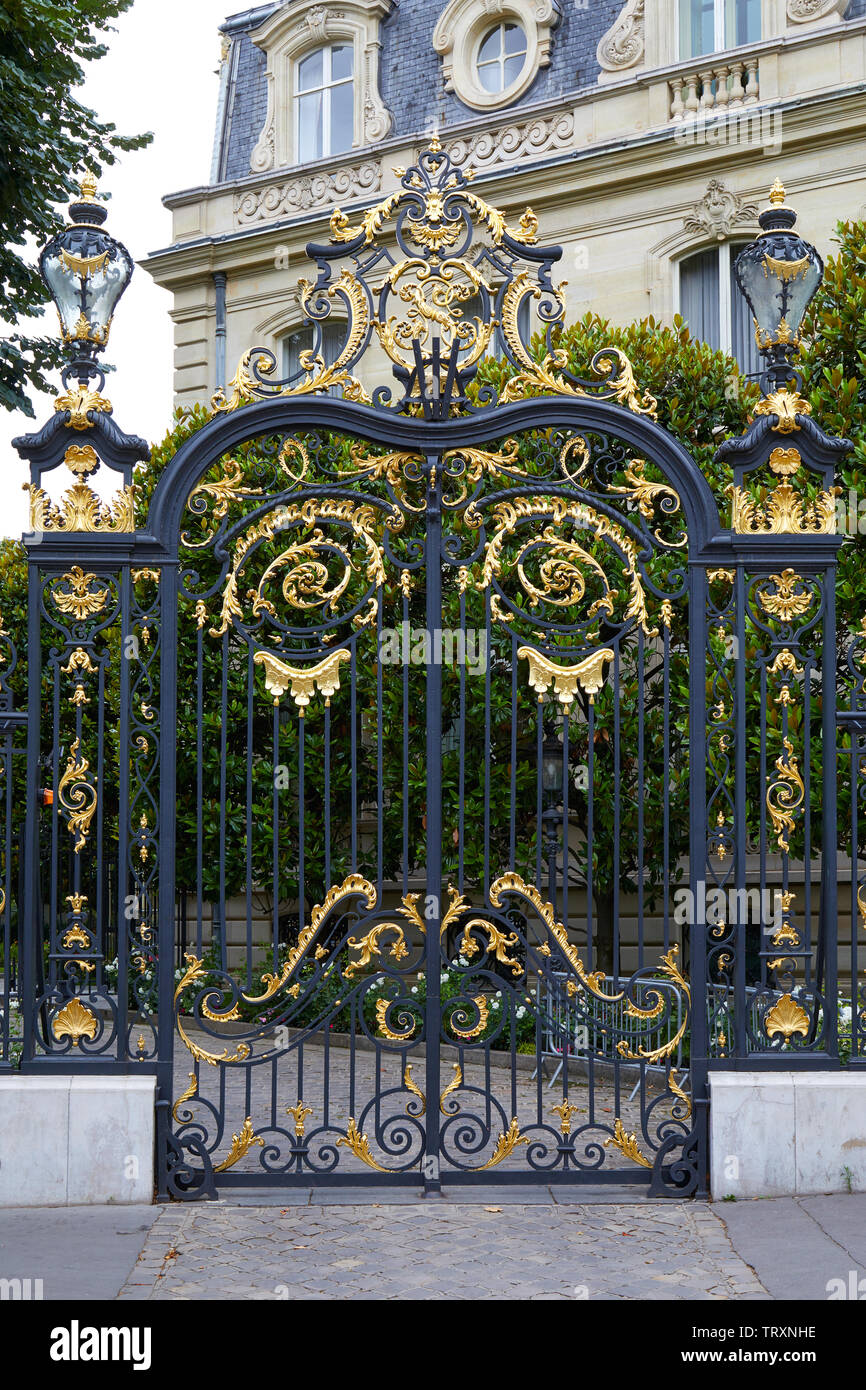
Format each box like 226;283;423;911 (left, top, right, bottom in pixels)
0;1075;155;1207
710;1071;866;1198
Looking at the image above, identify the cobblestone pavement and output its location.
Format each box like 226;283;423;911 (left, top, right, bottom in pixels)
119;1198;768;1301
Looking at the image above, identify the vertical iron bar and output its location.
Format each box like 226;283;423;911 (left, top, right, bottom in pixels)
424;457;442;1193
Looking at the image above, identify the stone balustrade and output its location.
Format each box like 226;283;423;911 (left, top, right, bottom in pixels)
669;57;760;120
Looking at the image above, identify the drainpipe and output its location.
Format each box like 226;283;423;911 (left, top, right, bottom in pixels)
213;271;227;393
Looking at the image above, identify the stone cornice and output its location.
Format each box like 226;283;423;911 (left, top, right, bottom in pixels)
143;81;866;289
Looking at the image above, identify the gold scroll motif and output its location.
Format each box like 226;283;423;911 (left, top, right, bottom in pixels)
174;953;252;1067
481;496;656;638
214;142;655;418
345;916;411;979
209;497;389;640
403;1067;426;1115
439;1062;463;1113
253;648;350;711
766;737;805;853
212;272;371;412
518;645;615;708
488;873;688;1058
172;1072;198;1123
58;739;97;853
374;995;417;1042
241;875;377;1005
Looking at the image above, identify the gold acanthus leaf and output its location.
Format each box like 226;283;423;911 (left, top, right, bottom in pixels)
242;875;377;1005
604;1118;652;1169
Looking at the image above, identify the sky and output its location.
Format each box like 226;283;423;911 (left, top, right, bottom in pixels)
0;0;234;537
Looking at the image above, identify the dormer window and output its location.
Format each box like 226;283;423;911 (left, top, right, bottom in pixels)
296;44;355;163
679;0;761;59
476;22;528;95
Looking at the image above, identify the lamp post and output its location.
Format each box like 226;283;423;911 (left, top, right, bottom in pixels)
733;179;823;394
39;171;134;390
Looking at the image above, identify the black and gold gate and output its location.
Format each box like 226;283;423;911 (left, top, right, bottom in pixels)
11;145;850;1198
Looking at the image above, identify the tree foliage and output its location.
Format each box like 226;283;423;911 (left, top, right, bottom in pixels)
0;0;151;414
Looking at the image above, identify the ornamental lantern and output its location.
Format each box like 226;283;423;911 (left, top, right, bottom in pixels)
733;179;823;391
39;172;134;378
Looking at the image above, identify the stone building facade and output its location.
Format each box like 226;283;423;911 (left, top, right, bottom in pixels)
145;0;866;405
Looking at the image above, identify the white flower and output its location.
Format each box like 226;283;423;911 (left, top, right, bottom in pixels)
411;986;418;995
440;972;449;984
491;1000;500;1010
495;991;502;999
458;956;468;967
516;1006;525;1019
451;959;459;967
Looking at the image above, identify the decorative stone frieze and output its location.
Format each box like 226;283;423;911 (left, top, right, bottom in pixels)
683;178;760;240
235;161;382;225
448;110;575;170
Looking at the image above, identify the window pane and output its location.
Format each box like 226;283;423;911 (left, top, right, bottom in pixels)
727;0;761;45
331;43;353;82
478;26;502;63
328;79;354;155
297;48;324;92
730;246;761;376
680;249;720;350
478;60;501;92
283;327;313;378
504;23;526;56
297;90;323;162
681;0;714;57
504;54;524;86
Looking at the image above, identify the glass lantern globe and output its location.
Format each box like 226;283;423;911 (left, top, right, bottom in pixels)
39;172;134;362
732;180;823;384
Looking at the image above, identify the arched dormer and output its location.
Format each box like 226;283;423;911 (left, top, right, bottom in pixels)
250;0;394;174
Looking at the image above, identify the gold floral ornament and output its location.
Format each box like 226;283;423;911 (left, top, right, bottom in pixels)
54;382;113;431
213;139;655;418
753;389;811;434
337;1118;388;1171
52;567;110;622
478;1119;529;1170
174;953;252;1067
604;1118;652;1169
213;1118;264;1172
729;473;839;535
757;570;811;623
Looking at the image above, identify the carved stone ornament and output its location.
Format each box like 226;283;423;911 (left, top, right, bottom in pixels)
597;0;645;74
235;161;382;225
684;179;759;241
786;0;847;22
249;1;393;175
448;111;574;172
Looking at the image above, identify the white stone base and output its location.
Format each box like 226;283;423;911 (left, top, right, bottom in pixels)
710;1071;866;1198
0;1075;155;1207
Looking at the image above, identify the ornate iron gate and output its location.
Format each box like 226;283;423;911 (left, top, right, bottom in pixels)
9;145;851;1199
